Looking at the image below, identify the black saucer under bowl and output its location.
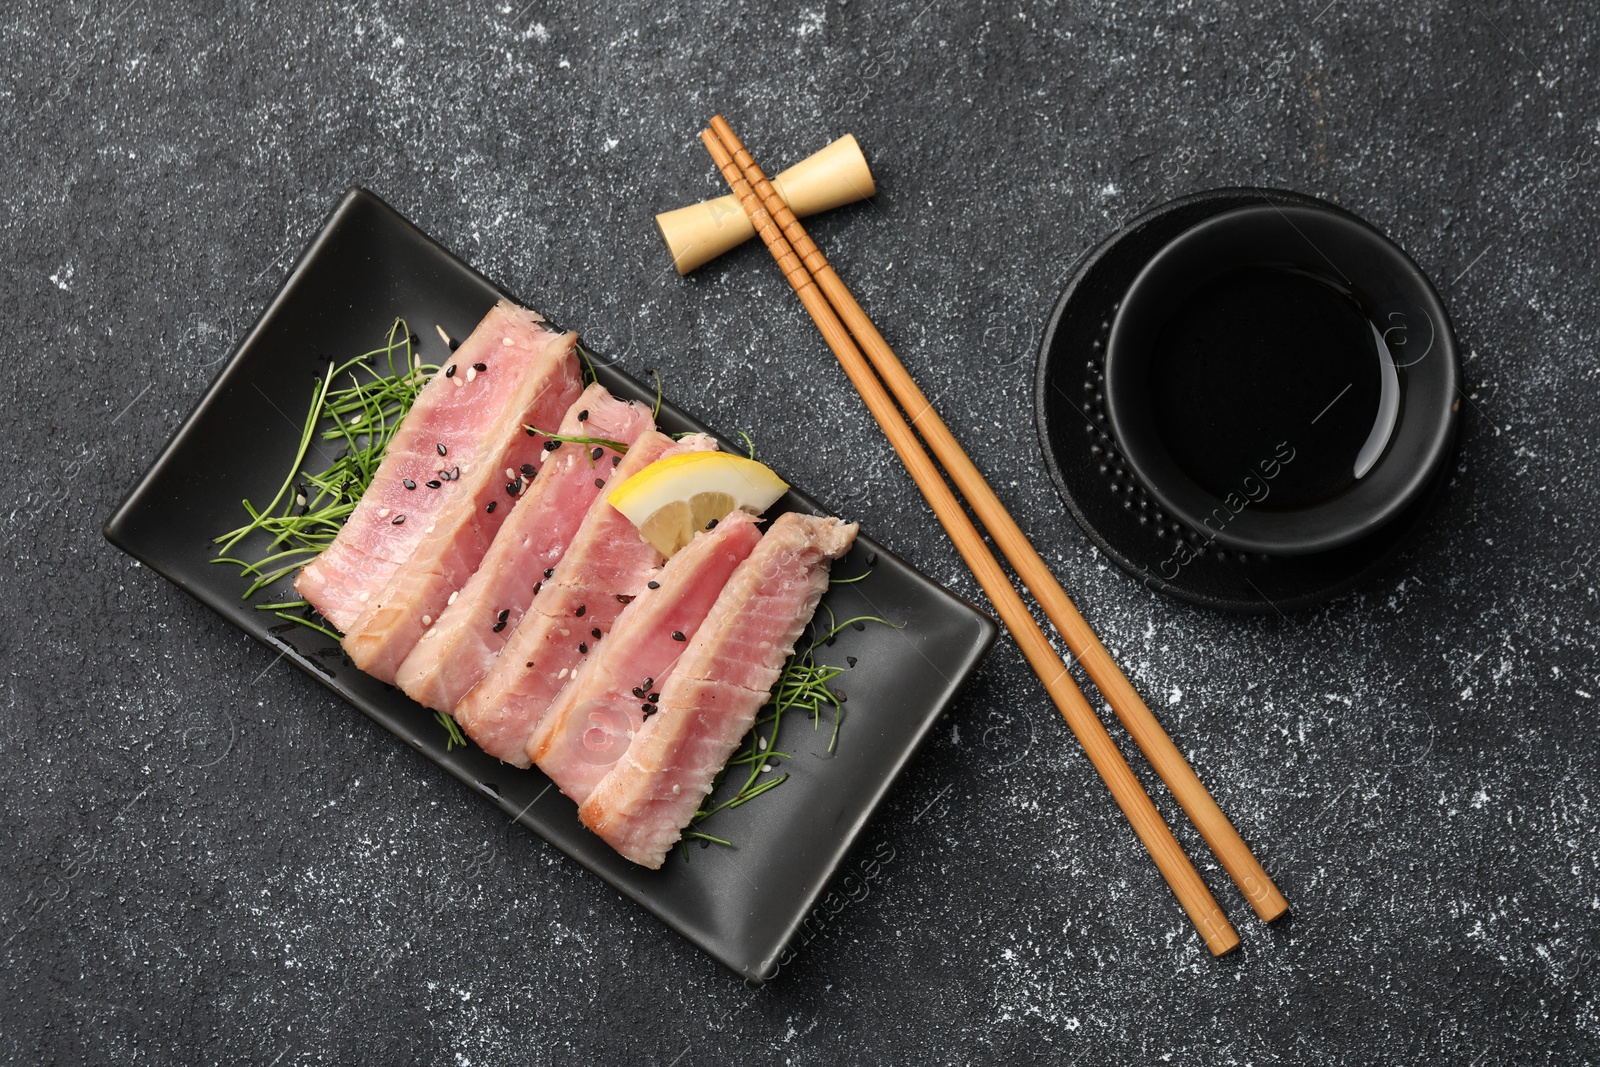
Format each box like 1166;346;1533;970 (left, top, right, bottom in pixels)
1033;187;1461;614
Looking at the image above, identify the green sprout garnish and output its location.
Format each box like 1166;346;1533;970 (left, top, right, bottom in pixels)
434;710;468;750
211;320;467;749
524;427;631;461
213;318;430;593
679;606;895;859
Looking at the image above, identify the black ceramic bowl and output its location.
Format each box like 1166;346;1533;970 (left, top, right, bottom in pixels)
1104;203;1458;556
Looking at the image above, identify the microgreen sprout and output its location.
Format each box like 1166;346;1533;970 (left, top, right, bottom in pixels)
211;319;466;747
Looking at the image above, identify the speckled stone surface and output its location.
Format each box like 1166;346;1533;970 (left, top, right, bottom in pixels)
3;1;1598;1063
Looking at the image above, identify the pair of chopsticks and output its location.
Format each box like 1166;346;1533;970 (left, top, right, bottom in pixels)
699;116;1287;956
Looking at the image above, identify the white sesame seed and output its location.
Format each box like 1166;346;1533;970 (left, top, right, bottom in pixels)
452;376;463;388
378;508;390;518
435;324;451;345
671;784;681;795
501;336;514;346
357;590;370;603
760;762;772;773
757;736;768;751
466;366;478;383
447;591;459;606
421;615;432;626
557;667;569;680
425;524;436;533
505;467;516;481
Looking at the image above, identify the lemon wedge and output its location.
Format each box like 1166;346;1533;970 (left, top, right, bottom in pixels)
608;452;789;557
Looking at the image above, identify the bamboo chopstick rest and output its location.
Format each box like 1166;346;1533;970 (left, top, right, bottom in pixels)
656;134;875;274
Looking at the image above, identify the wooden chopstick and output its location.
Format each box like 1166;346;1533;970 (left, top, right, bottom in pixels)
708;117;1289;925
699;127;1240;956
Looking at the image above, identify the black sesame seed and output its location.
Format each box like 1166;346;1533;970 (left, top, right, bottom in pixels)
544;440;560;452
403;478;416;490
615;594;634;604
699;837;709;848
506;481;520;496
825;634;837;646
834;688;848;703
531;581;542;596
590;446;603;461
577;409;589;422
520;463;536;477
641;704;656;717
525;661;533;668
671;630;685;642
486;501;496;514
448;337;461;351
647;581;660;590
472;362;487;372
647;692;660;703
642;678;654;690
497;609;510;624
575;604;586;617
578;642;588;654
846;656;857;668
544;568;554;578
706;518;719;529
852;620;865;631
445;364;456;378
492;621;506;633
391;514;406;525
426;480;441;489
590;627;601;639
865;550;877;566
448;466;460;480
611;455;621;467
525;426;537;437
631;687;645;698
437;443;447;456
594;478;605;489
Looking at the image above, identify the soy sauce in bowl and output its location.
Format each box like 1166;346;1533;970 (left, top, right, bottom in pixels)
1103;202;1458;557
1148;266;1402;512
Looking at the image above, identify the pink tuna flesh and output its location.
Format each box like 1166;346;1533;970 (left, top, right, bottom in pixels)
394;383;652;711
451;431;719;765
328;305;583;682
528;509;764;804
578;512;857;868
295;300;580;638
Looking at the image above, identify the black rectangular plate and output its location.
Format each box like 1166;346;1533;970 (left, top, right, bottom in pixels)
102;188;997;982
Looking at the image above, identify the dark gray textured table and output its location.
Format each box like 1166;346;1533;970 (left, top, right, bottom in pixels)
4;1;1597;1063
